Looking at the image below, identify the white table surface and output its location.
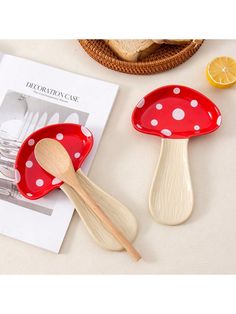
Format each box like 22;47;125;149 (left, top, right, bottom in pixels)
0;40;235;274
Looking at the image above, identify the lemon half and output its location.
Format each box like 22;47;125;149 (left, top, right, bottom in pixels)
206;56;236;88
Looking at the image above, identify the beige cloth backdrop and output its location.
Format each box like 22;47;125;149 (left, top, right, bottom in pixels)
0;40;235;274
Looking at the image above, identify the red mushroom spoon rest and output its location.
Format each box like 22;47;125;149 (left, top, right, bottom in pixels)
15;124;93;199
132;85;222;225
15;124;138;255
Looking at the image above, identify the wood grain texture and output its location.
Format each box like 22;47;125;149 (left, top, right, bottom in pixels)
149;139;193;225
61;169;138;251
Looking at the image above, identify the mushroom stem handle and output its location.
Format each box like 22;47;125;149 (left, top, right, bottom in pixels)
68;174;142;262
61;169;138;252
149;138;193;225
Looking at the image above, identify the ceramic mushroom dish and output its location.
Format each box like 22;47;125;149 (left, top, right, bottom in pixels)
15;123;93;199
132;85;221;225
15;123;139;258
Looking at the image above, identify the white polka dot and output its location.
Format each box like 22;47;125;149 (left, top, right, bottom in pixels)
151;119;158;126
173;87;181;94
28;139;35;146
161;129;172;136
74;152;81;159
52;178;62;185
156;103;163;110
190;100;198;107
27;193;33;197
136;98;145;108
15;169;21;183
36;179;44;187
136;124;142;129
172;108;185;120
217;116;222;126
56;133;64;140
26;161;33;168
194;125;200;130
81;126;91;137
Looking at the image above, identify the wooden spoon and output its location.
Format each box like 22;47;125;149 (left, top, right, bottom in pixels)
35;138;142;261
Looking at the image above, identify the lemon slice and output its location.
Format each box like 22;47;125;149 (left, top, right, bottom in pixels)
206;56;236;88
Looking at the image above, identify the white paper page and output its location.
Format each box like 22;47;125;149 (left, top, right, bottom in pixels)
0;53;119;252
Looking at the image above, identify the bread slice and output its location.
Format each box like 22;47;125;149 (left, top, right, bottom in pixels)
105;39;193;62
156;39;192;45
105;40;161;62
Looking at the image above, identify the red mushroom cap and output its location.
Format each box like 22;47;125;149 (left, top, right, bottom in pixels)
15;123;93;200
132;85;221;139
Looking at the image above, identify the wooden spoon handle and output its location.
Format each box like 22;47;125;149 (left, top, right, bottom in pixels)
72;179;142;262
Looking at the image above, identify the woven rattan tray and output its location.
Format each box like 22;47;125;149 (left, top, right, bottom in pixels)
79;40;204;75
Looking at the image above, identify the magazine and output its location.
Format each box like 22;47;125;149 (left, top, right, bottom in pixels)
0;53;119;252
